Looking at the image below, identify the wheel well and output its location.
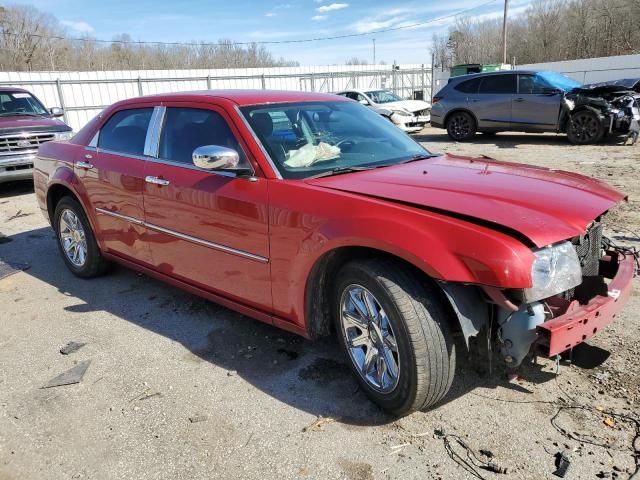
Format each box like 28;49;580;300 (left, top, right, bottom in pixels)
304;246;458;339
444;109;477;129
46;184;77;224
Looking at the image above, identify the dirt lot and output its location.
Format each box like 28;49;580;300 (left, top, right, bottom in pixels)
1;127;639;480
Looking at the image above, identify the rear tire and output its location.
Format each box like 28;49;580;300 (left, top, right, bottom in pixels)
446;111;476;141
53;196;110;278
567;109;604;145
333;258;456;416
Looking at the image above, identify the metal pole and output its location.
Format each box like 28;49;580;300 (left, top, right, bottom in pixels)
260;74;266;90
373;38;376;65
502;0;509;64
430;53;435;102
137;77;143;96
206;75;212;89
55;78;68;124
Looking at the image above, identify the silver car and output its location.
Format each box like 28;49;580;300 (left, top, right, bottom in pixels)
430;70;603;143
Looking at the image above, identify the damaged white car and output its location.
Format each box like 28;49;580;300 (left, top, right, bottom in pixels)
336;89;431;133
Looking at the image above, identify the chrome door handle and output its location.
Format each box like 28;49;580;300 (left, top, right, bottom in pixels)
77;161;94;169
145;175;170;186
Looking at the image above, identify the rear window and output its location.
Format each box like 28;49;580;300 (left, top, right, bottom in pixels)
454;78;481;94
478;75;517;94
98;108;152;156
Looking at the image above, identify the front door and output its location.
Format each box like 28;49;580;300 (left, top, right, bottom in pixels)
142;104;272;311
79;106;154;264
511;74;562;131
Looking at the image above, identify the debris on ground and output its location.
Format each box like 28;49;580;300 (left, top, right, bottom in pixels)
188;415;208;423
553;450;571;478
434;427;507;478
6;210;31;221
302;416;335;432
60;341;87;355
603;417;616;428
41;360;91;389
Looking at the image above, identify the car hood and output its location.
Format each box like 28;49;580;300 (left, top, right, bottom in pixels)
0;115;70;134
377;99;430;113
569;78;640;95
307;154;625;247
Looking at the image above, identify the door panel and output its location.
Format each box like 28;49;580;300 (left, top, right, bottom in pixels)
78;107;153;264
142;105;272;311
468;74;517;129
512;74;562;131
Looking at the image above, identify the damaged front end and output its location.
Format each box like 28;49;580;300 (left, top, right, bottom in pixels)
442;217;637;368
561;78;640;144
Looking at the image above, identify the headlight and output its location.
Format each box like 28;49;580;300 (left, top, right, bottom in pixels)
523;241;582;302
54;131;74;141
391;109;413;117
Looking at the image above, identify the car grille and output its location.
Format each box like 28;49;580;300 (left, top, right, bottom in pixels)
573;221;603;277
0;133;56;156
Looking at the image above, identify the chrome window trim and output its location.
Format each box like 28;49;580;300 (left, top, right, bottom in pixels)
233;105;282;180
94;148;150;162
95;207;268;263
144;106;165;157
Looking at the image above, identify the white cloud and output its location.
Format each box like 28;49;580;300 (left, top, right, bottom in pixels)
61;20;94;33
311;15;328;21
265;12;276;17
317;2;349;13
351;16;406;33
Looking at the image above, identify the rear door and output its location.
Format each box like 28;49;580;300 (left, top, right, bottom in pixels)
511;74;562;131
79;105;154;264
141;103;272;311
467;74;517;129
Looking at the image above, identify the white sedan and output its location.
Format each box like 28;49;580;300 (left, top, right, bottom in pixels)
336;89;431;133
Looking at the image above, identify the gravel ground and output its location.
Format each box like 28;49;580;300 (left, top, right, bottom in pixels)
0;127;639;480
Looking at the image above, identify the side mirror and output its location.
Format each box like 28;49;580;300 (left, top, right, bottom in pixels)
50;107;64;117
192;145;252;177
542;87;562;96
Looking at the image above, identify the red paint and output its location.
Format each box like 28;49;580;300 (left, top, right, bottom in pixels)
34;90;632;345
537;253;635;356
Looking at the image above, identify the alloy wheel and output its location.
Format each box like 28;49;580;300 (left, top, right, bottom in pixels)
570;112;600;143
340;284;400;393
449;113;472;140
58;209;88;267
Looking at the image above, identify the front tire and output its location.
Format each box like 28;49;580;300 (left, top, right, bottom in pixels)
567;109;604;145
446;111;476;141
54;196;110;278
333;259;456;416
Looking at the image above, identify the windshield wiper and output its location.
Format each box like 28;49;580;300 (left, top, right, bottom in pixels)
398;153;440;164
0;112;41;117
307;166;375;179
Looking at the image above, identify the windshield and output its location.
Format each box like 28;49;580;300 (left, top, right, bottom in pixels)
240;101;429;180
0;91;48;116
365;90;403;104
536;71;582;92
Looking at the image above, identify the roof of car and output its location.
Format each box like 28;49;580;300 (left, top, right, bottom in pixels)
0;86;30;93
448;70;540;82
116;89;349;107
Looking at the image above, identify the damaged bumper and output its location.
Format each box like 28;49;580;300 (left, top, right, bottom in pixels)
536;251;635;357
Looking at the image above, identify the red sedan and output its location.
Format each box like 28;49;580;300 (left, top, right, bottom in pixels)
34;90;634;416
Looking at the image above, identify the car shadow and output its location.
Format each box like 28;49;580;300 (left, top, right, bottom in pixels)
0;226;611;425
0;179;34;198
414;131;628;149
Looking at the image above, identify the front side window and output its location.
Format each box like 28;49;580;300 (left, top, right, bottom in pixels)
98;108;152;156
158;107;248;166
241;101;429;180
0;91;48;116
478;75;517;94
518;74;551;94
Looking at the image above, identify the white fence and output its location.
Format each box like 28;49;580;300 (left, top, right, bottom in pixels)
0;64;432;131
520;53;640;84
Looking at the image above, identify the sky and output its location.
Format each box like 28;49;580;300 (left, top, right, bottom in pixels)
12;0;534;65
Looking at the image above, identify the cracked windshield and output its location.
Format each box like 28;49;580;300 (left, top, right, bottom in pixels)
241;101;429;179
